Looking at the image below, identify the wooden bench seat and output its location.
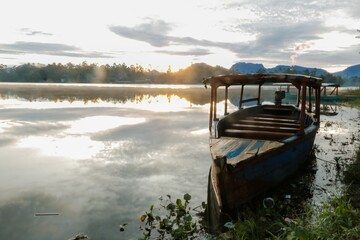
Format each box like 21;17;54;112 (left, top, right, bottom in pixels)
218;107;309;141
247;116;300;123
257;113;298;119
230;123;299;133
224;129;294;140
237;119;301;128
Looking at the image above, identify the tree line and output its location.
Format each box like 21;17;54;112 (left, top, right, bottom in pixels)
0;62;231;84
0;62;345;85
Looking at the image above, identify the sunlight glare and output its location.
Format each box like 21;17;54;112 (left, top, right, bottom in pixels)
17;136;103;160
190;128;208;135
66;116;146;134
125;94;193;112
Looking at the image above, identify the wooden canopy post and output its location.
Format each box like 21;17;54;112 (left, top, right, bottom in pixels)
209;86;214;131
299;84;307;135
257;84;262;105
239;85;244;109
214;86;218;121
296;87;301;107
315;87;321;124
308;86;312;113
224;86;229;115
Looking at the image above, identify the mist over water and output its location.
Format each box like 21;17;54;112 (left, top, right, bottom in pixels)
0;83;358;239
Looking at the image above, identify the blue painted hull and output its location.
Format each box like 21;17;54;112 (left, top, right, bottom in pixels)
232;135;316;202
209;124;318;210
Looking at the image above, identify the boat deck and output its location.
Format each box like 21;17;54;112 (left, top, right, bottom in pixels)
210;137;284;165
219;106;305;141
211;105;311;165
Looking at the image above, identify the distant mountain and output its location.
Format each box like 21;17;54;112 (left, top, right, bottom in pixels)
230;62;328;76
333;64;360;78
230;62;266;74
333;64;360;86
267;65;328;76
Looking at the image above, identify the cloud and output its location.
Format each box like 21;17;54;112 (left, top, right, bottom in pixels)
0;41;113;58
109;19;232;50
20;28;53;36
109;16;332;64
156;48;212;56
296;46;360;69
109;19;173;47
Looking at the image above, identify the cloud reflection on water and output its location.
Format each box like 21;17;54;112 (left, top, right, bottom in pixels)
65;116;146;134
2;84;358;239
0;85;211;239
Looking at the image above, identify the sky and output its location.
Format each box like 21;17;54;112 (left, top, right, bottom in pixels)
0;0;359;73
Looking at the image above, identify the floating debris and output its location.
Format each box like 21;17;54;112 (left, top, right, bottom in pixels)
119;223;127;232
263;197;275;209
34;213;60;216
69;233;88;240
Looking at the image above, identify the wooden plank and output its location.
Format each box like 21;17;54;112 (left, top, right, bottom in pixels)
247;116;300;123
210;138;252;159
210;137;284;165
224;129;293;140
257;114;298;119
237;119;301;128
230;123;299;133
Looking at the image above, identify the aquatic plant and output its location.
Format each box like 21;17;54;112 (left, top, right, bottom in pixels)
139;193;207;240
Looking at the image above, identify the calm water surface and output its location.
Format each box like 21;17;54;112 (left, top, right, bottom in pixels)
0;83;358;239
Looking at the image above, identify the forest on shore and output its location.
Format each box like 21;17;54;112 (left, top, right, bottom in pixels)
0;62;345;85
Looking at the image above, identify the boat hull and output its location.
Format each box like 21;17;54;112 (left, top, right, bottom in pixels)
207;129;317;231
203;74;322;233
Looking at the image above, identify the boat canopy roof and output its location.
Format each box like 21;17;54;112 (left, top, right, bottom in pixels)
203;73;322;89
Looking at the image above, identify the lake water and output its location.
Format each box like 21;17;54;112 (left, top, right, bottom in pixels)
0;83;359;240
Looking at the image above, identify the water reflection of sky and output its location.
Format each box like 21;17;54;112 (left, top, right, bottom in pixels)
0;87;211;240
0;94;201;111
313;105;360;204
0;84;359;239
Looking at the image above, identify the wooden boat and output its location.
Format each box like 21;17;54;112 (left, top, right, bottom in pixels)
277;82;340;102
203;74;322;232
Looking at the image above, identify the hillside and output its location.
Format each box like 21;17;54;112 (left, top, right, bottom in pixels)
331;64;360;86
334;64;360;78
230;62;360;86
230;62;328;76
